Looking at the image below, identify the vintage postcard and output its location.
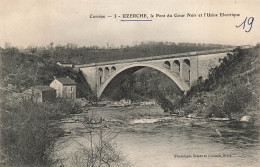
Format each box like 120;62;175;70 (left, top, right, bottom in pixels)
0;0;259;167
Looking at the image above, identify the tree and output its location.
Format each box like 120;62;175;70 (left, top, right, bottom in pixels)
223;85;252;118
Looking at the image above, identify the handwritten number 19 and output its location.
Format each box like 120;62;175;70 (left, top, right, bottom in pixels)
236;17;254;32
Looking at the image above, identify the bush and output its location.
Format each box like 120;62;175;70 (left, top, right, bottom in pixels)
0;98;81;166
156;95;175;112
223;85;252;118
183;102;197;116
204;105;226;118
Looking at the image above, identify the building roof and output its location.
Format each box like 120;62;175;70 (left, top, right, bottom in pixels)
55;77;76;85
34;86;56;92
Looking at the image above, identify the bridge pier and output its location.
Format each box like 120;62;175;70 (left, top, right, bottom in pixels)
190;56;198;87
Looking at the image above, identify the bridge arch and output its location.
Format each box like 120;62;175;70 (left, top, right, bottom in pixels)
182;59;190;83
163;61;171;70
173;60;181;75
98;68;103;85
111;66;116;73
97;63;190;98
104;67;109;79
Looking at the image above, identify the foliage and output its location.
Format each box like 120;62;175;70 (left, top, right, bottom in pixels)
205;46;258;89
183;102;197;116
0;97;81;166
199;46;258;119
157;96;175;112
223;85;252;118
205;105;226;118
0;47;93;99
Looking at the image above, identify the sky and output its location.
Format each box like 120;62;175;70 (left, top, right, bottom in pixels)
0;0;260;48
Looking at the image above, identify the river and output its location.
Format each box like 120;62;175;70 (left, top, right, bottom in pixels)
55;105;260;167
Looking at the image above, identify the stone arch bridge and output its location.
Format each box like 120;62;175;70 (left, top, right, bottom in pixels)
75;48;236;98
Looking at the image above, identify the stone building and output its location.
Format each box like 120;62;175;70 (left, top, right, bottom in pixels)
33;86;56;103
50;77;77;99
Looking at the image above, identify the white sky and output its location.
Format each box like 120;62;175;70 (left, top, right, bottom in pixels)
0;0;259;48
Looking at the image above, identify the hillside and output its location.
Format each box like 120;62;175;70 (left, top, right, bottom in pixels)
169;45;260;121
22;42;231;64
0;47;93;100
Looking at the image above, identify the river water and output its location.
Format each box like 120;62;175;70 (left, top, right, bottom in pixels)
115;120;259;167
56;106;260;167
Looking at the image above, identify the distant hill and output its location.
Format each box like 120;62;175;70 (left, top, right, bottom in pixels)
22;42;232;64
